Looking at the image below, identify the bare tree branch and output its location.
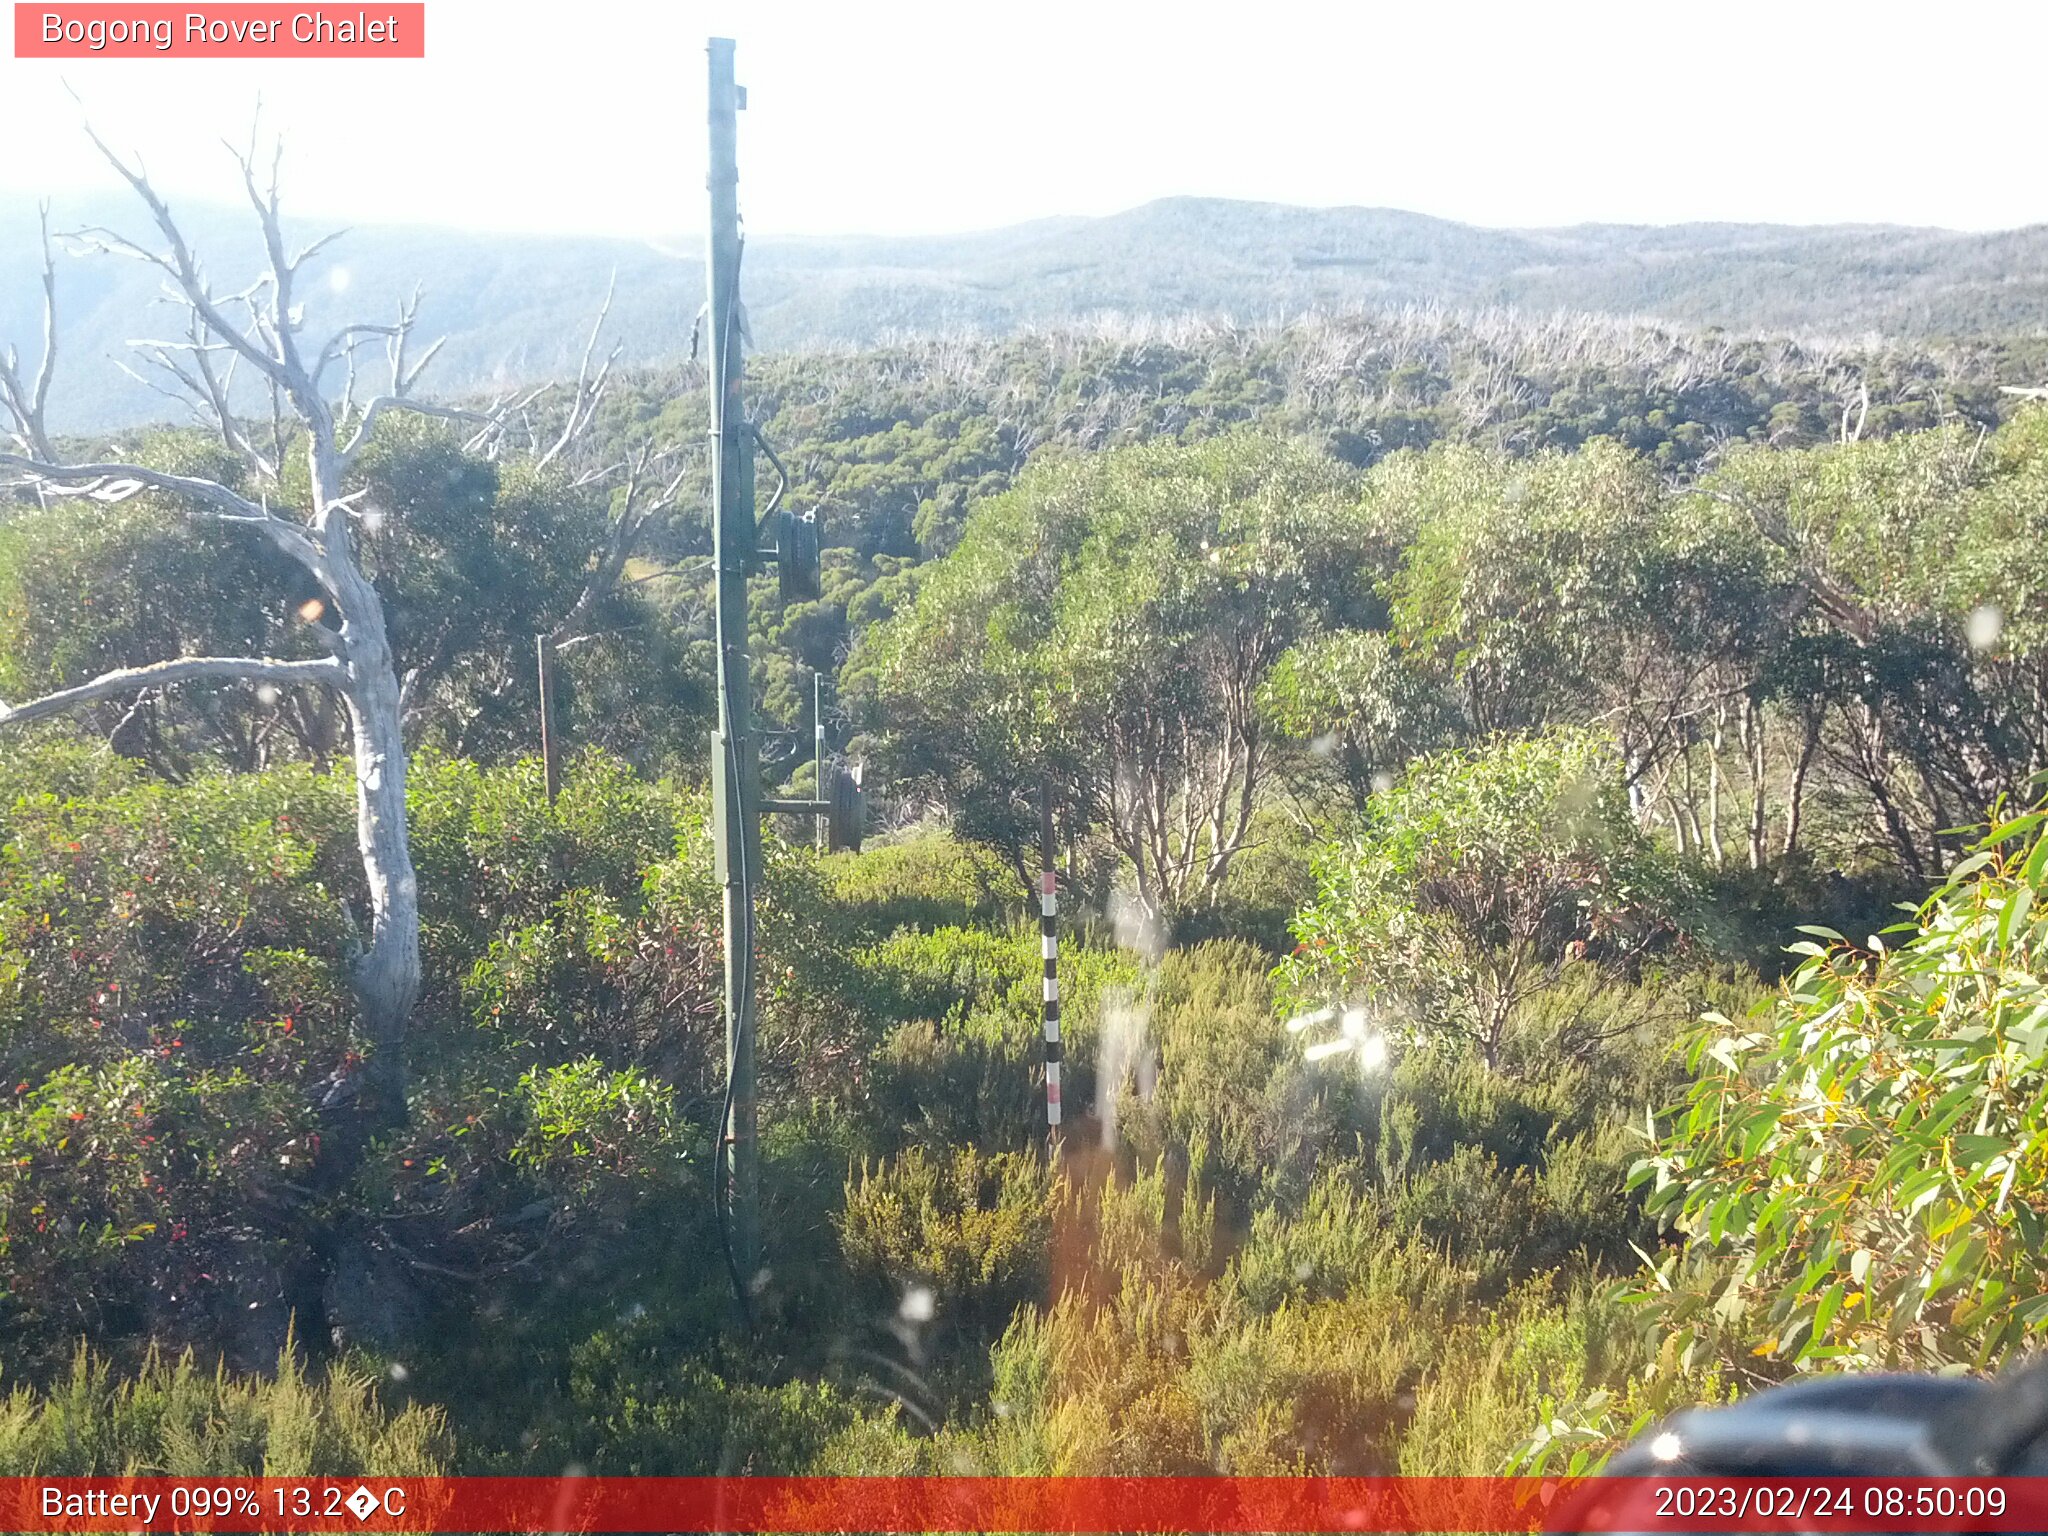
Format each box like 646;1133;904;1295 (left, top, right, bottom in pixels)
127;317;282;481
66;128;301;404
548;444;689;646
0;448;268;520
289;226;350;274
339;394;506;470
326;285;532;469
313;321;401;391
535;274;620;471
228;129;322;426
0;201;59;461
0;654;344;729
0;448;328;567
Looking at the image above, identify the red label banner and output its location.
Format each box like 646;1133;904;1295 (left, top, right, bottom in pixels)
14;4;425;57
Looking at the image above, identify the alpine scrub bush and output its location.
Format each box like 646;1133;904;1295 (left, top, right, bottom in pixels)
493;1333;874;1476
846;920;1139;1149
506;1061;696;1212
975;1159;1457;1476
1282;729;1696;1069
0;764;354;1373
867;1009;1041;1153
0;750;779;1379
0;1058;318;1373
838;1145;1061;1341
820;831;1018;939
0;1344;449;1476
1631;807;2048;1375
1398;1280;1625;1474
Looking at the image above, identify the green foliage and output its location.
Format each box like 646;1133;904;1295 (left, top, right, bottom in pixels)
507;1061;695;1207
1113;942;1286;1198
820;831;1019;939
839;1145;1060;1347
0;727;1770;1479
867;1010;1039;1154
857;432;1373;915
1377;441;1771;735
0;1344;448;1475
484;1330;872;1476
1688;414;2048;876
1224;1169;1477;1318
1284;730;1696;1067
1260;630;1462;806
847;922;1139;1141
0;478;311;773
0;761;357;1368
0;421;703;778
1632;811;2048;1376
0;751;748;1377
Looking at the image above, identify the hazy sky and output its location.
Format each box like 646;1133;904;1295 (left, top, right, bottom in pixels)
2;0;2043;240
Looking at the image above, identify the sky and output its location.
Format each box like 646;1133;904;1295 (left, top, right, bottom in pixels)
1;0;2044;242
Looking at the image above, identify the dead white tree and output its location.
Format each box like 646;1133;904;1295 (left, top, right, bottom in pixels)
0;201;59;466
0;127;525;1116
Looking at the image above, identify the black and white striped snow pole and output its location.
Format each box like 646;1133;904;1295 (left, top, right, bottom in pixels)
1039;781;1062;1142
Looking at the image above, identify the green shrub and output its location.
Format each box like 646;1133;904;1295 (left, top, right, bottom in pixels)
0;765;355;1373
1116;941;1288;1205
839;1145;1060;1343
822;832;1019;938
1282;729;1696;1069
0;753;753;1377
0;1058;317;1373
1633;810;2048;1376
852;925;1032;1023
507;1061;696;1211
869;1012;1038;1153
1399;1278;1669;1475
846;922;1139;1140
0;1345;448;1475
1224;1168;1475;1319
981;1160;1437;1475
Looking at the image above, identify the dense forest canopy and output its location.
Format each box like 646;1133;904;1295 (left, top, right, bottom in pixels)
4;162;2048;1482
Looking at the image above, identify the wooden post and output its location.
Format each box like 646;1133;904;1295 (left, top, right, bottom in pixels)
536;635;562;803
813;670;827;853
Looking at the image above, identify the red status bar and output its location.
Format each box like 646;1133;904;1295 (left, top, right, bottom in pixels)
9;1475;2048;1533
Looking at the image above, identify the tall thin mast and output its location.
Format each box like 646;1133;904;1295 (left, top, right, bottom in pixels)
706;34;760;1293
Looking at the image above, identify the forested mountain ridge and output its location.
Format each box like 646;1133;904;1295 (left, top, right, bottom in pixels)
6;188;2047;430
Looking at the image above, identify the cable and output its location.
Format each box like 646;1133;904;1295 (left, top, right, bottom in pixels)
711;1020;750;1329
709;234;755;1331
751;422;789;521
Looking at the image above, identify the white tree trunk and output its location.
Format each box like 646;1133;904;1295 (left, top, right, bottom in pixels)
338;592;421;1097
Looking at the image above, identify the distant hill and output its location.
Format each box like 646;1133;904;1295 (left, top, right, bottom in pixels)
5;191;2047;431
